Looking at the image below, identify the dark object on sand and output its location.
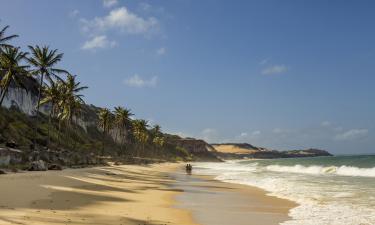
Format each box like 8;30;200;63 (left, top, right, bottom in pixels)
0;169;6;175
5;141;17;148
48;164;63;170
186;164;192;174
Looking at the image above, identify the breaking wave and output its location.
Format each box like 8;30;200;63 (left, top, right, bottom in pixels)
266;165;375;177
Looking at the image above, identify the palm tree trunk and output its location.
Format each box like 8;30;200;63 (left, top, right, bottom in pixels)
33;73;44;148
46;103;54;147
57;120;61;148
0;84;10;106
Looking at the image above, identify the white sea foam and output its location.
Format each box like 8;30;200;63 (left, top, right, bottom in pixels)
194;160;375;225
266;164;375;177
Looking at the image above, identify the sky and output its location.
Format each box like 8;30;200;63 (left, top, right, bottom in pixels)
1;0;375;154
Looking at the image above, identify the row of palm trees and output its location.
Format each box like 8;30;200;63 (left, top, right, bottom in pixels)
98;107;165;156
0;24;166;156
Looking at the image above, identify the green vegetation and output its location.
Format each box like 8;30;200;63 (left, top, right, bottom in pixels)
0;23;194;163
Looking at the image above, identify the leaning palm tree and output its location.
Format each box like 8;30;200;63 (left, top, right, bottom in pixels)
0;25;18;50
113;106;134;151
98;108;113;155
0;47;29;106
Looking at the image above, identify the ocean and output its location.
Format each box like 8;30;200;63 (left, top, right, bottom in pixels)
194;155;375;225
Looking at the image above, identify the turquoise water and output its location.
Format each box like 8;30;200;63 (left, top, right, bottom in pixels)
195;155;375;225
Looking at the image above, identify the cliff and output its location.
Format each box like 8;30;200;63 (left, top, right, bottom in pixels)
165;136;221;162
212;143;332;159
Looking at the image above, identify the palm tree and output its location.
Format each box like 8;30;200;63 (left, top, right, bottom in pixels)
113;106;134;151
40;81;64;145
27;45;67;115
0;47;29;106
59;74;87;125
151;124;165;157
55;74;87;149
132;119;149;157
152;124;161;136
98;108;113;155
40;81;63;118
0;25;18;50
27;45;67;148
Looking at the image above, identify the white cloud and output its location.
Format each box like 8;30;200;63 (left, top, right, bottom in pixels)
124;74;158;88
262;65;288;75
201;128;218;143
139;2;152;11
69;9;80;18
259;58;269;65
233;130;261;142
334;129;368;141
156;47;166;55
239;132;248;137
81;35;117;50
272;128;283;134
81;7;158;35
251;130;261;136
321;121;331;127
103;0;118;8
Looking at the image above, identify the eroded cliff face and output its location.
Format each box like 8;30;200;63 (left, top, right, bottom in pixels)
1;87;50;115
168;137;221;161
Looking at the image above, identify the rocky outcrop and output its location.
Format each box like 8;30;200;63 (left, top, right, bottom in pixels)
28;149;102;166
282;149;333;157
48;164;63;170
212;143;332;159
28;160;47;171
0;148;23;166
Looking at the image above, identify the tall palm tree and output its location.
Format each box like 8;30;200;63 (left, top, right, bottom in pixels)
113;106;134;150
98;108;113;155
40;81;64;145
151;124;165;157
0;25;18;50
27;45;67;115
0;47;29;106
27;45;67;147
132;119;149;157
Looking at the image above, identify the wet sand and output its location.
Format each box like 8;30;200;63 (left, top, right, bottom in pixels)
172;168;297;225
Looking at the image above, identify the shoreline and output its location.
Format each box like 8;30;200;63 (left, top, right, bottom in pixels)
172;165;297;225
0;163;297;225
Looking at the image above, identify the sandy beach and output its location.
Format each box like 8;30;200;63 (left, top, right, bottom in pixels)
0;163;296;225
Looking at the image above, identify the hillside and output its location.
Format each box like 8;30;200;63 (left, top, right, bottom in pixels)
0;104;220;169
211;143;332;159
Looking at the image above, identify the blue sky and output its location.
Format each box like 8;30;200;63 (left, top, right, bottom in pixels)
1;0;375;154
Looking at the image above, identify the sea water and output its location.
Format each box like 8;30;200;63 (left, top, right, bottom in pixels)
194;155;375;225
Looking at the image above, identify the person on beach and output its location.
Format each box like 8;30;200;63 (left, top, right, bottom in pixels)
186;164;192;174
